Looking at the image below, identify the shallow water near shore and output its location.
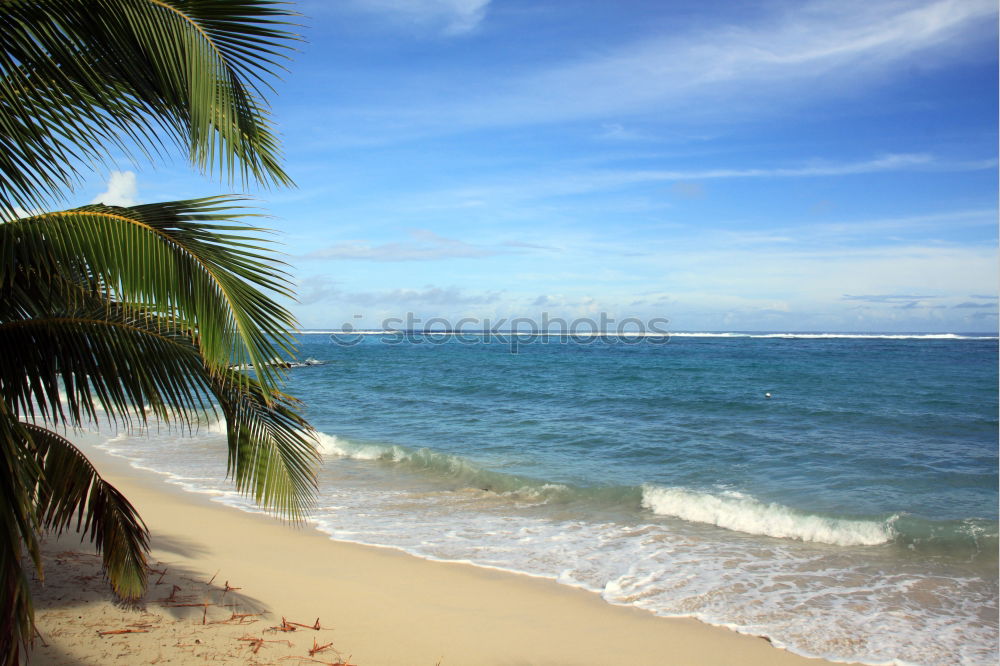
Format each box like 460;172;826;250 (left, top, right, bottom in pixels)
95;333;999;665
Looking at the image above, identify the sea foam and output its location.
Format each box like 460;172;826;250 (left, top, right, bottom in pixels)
667;332;994;340
641;485;896;546
315;432;486;477
295;329;996;340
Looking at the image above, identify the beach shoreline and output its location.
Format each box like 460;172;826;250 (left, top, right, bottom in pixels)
27;435;836;666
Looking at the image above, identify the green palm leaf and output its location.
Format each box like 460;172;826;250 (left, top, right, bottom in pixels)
212;370;319;521
0;301;318;519
0;306;213;429
23;423;149;600
0;0;297;221
0;416;40;666
0;414;149;662
0;198;299;397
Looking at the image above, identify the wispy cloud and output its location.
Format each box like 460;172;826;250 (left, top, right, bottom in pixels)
628;243;997;305
297;277;502;307
294;0;996;148
700;208;998;251
596;123;648;142
339;0;490;36
953;301;997;309
441;0;996;127
632;153;941;180
403;154;985;211
842;294;936;304
502;240;557;251
304;229;502;261
90;170;138;206
893;301;946;310
348;285;502;307
670;181;706;199
293;241;997;330
297;276;343;306
804;209;998;237
11;206;40;219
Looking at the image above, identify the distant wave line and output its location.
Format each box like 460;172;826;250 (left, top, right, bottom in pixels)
294;329;997;340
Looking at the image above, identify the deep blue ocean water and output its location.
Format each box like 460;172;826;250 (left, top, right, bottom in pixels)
96;332;999;665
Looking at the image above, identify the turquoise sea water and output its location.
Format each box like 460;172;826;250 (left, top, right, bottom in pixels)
96;333;999;665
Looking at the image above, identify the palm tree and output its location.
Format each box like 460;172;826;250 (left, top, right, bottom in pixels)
0;2;319;662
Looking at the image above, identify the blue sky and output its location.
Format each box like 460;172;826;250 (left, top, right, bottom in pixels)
81;0;997;332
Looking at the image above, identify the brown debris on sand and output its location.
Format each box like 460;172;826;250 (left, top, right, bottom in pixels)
26;540;349;665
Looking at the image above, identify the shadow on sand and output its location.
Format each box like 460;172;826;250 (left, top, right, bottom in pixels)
25;532;279;665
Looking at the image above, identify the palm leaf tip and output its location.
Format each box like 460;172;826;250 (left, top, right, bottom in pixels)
219;380;320;522
25;424;149;601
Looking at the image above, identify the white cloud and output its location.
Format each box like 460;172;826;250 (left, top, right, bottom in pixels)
90;171;138;207
304;229;502;261
634;153;937;180
345;0;490;36
297;276;343;306
297;277;502;307
670;182;706;200
596;123;647;142
383;0;996;130
532;0;990;114
291;239;998;331
618;242;998;331
348;285;502;306
11;206;39;219
841;293;937;304
641;244;999;306
797;209;998;239
293;0;996;148
954;301;997;309
402;153;982;210
704;209;998;249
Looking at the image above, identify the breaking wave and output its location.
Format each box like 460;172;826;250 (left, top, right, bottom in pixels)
640;485;896;546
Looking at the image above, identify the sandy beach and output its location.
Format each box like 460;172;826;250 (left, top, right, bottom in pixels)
25;439;835;666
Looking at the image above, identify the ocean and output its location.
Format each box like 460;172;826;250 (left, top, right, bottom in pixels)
94;332;999;665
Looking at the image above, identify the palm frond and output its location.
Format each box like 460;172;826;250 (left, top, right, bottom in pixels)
0;548;32;666
0;306;213;429
0;301;318;519
0;198;299;395
0;414;41;666
0;0;297;220
23;423;148;600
